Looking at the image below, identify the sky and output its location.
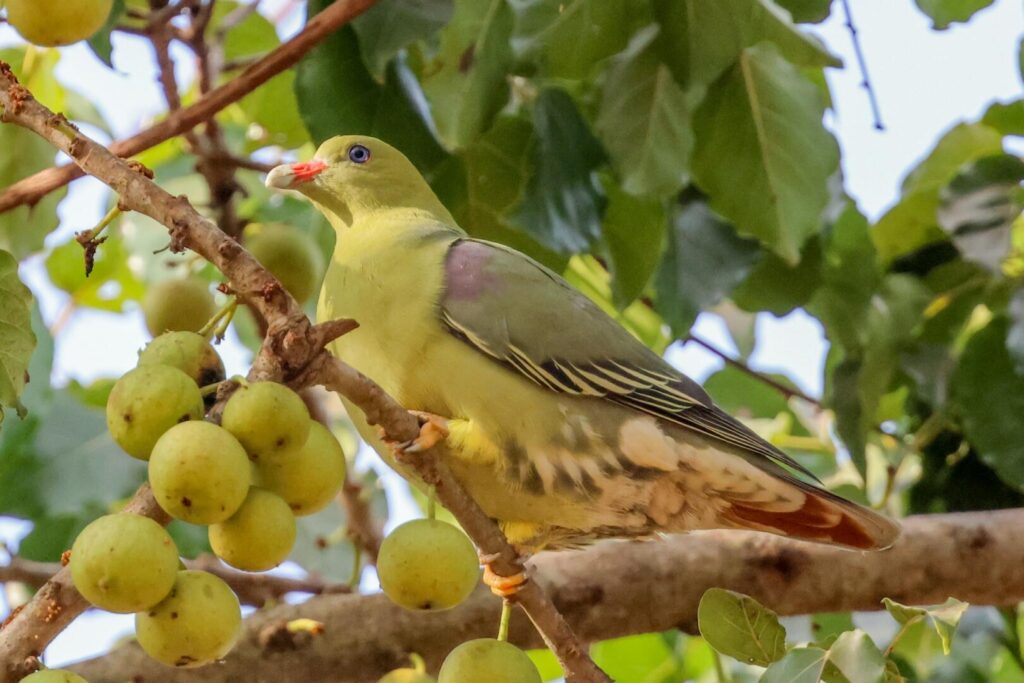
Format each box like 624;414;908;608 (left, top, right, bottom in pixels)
0;0;1022;669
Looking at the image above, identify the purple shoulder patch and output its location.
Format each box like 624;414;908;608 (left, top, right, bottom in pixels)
444;240;502;301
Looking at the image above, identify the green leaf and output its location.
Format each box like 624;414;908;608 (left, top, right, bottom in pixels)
775;0;834;23
981;100;1024;136
352;0;454;76
45;236;145;312
595;26;693;198
651;0;840;88
882;597;969;655
913;0;997;30
422;0;514;149
601;177;667;308
901;123;1004;196
704;366;800;424
433;115;562;269
0;51;67;259
238;71;309;149
591;632;682;682
761;647;828;683
937;154;1024;273
654;198;760;336
289;499;357;582
697;588;787;667
732;237;823;315
813;612;857;647
826;630;886;683
510;88;607;253
953;316;1024;489
85;0;126;67
510;0;639;80
295;3;448;172
1008;290;1024;373
0;250;35;426
692;43;840;263
526;648;564;681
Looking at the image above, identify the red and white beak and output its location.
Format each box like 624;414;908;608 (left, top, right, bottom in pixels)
265;160;328;190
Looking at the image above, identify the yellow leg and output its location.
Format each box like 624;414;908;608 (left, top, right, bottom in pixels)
480;553;528;598
379;411;450;456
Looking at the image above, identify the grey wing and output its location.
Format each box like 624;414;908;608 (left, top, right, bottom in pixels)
439;238;820;483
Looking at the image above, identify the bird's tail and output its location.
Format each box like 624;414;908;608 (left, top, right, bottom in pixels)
720;478;901;550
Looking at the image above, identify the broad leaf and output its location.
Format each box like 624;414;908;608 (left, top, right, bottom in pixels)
882;597;969;655
913;0;997;30
511;0;638;80
510;88;607;253
433;115;562;268
46;236;146;312
692;43;839;263
826;630;886;683
595;26;693;198
652;0;840;88
601;178;667;308
953;317;1024;489
732;238;823;315
591;632;682;683
0;250;35;426
0;50;67;259
289;500;357;583
85;0;126;67
654;198;760;336
775;0;834;23
352;0;454;76
422;0;514;149
697;588;787;667
296;2;448;173
937;154;1024;273
981;99;1024;136
901;122;1004;196
1008;289;1024;373
761;647;828;683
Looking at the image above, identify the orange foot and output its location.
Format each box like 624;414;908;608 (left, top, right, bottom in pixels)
380;411;450;457
480;553;528;598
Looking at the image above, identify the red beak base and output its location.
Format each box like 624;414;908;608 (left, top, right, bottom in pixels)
290;160;328;184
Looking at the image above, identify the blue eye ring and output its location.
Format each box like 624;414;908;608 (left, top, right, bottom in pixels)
348;144;371;164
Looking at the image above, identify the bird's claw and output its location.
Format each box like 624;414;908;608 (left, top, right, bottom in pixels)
482;562;528;599
381;411;449;457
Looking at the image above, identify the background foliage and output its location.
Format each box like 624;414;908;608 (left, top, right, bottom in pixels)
1;0;1023;680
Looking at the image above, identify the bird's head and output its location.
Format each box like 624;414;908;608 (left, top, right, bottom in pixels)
265;135;452;227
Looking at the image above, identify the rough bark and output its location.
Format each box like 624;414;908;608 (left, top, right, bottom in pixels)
71;508;1024;682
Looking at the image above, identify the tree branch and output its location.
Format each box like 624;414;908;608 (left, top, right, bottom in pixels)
0;553;349;609
0;58;607;683
69;508;1024;682
0;0;380;214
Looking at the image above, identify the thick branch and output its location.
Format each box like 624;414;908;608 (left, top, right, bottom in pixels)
0;60;605;682
71;508;1024;682
0;0;379;214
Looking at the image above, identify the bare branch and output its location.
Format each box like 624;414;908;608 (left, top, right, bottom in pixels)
0;55;607;683
0;0;380;214
72;508;1024;682
0;552;349;609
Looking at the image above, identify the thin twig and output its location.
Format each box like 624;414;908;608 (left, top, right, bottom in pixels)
0;0;381;214
0;553;348;608
685;332;822;406
839;0;884;131
0;58;608;683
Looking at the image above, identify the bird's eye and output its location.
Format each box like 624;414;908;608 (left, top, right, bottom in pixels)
348;144;371;164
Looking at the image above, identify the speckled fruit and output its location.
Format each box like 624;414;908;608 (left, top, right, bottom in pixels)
106;365;204;460
256;420;345;516
148;421;250;524
135;570;241;668
142;277;216;337
20;670;89;683
221;382;310;463
438;640;541;683
138;331;225;388
379;669;437;683
377;519;479;611
244;224;324;303
6;0;113;46
209;488;296;571
70;513;178;613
